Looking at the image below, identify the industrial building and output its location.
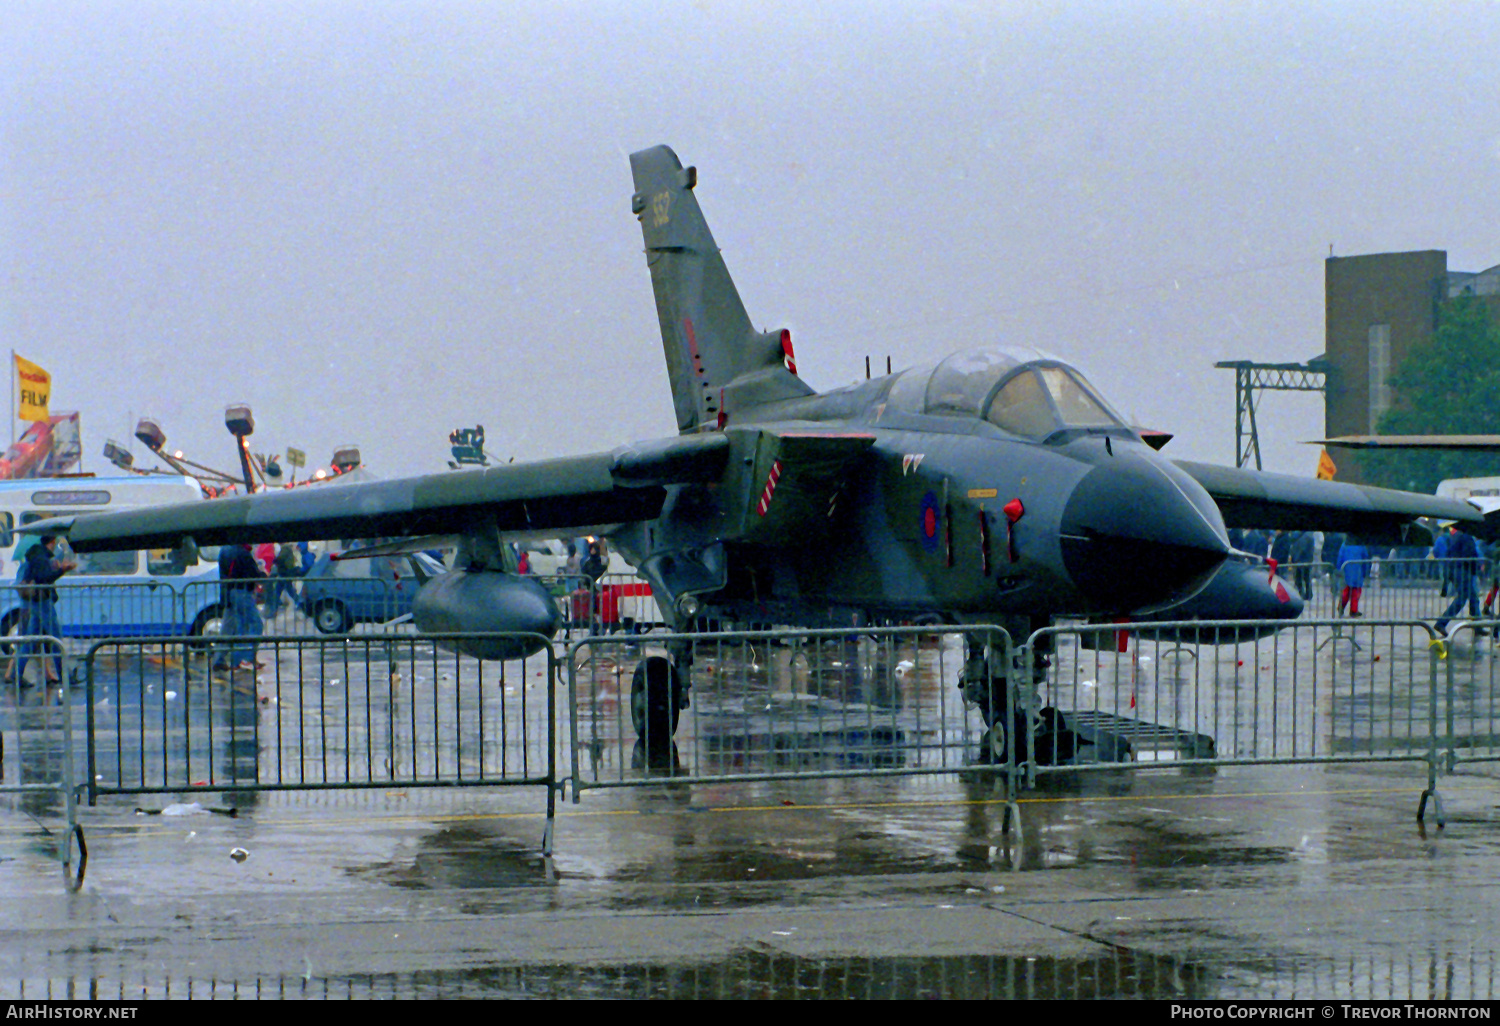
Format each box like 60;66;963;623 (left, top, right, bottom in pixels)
1322;251;1500;484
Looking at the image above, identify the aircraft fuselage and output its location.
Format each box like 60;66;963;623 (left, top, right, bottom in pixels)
615;373;1233;631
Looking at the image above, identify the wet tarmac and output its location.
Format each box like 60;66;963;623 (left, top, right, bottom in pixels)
2;626;1499;999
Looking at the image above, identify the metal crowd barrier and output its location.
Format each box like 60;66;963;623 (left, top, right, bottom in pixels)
181;577;419;640
1025;617;1457;820
17;609;1496;878
0;573;672;654
0;635;85;889
1287;558;1496;622
0;576;428;657
535;572;667;640
567;625;1011;795
0;581;200;651
1433;622;1500;775
81;631;562;850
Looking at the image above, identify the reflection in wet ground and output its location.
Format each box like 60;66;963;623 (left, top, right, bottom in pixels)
346;822;556;891
5;626;1500;999
12;947;1497;1000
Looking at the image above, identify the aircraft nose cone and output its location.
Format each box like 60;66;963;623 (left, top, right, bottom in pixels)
1059;456;1230;613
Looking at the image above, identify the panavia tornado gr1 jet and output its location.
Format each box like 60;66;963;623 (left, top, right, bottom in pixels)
36;145;1479;755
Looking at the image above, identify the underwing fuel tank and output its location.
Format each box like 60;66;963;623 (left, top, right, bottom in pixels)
411;570;561;661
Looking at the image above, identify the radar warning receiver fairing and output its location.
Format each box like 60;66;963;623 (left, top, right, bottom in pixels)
33;146;1480;759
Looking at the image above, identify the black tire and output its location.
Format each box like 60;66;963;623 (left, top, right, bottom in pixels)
631;655;683;747
971;678;1031;767
313;600;351;635
185;605;225;652
189;605;225;637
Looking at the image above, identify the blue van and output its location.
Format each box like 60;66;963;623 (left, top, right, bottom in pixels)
0;476;224;641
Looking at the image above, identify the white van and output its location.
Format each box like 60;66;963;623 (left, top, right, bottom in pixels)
0;475;224;640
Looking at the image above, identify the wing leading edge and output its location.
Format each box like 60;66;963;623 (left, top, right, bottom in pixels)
1316;435;1500;451
1175;460;1482;541
44;435;731;553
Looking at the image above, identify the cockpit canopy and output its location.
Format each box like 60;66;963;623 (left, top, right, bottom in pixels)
886;347;1129;441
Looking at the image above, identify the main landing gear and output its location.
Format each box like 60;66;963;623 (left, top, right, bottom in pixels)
630;644;691;752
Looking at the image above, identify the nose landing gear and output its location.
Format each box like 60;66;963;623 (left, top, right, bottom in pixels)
960;633;1079;767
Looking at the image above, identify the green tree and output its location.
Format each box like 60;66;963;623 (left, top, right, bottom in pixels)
1355;295;1500;492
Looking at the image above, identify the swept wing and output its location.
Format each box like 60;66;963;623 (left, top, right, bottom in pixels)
45;435;730;553
1316;435;1500;451
1175;460;1481;540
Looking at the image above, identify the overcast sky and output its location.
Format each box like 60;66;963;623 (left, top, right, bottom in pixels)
3;1;1498;483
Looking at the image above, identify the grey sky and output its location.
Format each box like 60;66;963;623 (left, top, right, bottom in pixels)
4;1;1498;482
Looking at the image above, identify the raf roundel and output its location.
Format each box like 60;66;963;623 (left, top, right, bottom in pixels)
919;491;941;552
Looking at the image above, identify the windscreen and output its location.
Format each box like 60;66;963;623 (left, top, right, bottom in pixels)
985;365;1124;440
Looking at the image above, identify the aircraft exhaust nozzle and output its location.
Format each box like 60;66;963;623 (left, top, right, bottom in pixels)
1059;455;1231;613
412;570;561;661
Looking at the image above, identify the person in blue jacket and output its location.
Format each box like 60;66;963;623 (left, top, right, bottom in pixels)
1435;525;1482;635
9;535;76;684
1432;529;1452;596
1336;537;1370;617
214;543;265;675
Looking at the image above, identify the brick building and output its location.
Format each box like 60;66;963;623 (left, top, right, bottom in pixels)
1323;251;1500;484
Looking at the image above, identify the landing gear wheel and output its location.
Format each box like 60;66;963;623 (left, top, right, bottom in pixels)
963;664;1033;767
631;655;684;748
979;722;1008;766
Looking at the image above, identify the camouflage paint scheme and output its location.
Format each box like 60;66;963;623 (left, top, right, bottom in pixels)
38;146;1480;655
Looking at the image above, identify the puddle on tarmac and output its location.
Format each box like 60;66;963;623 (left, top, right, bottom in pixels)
13;947;1497;1000
331;771;1306;908
345;823;555;890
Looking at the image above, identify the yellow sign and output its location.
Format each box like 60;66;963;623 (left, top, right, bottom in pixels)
967;488;998;499
15;354;50;422
1316;449;1337;481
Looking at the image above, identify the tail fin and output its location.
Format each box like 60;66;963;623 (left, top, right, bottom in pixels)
631;145;813;434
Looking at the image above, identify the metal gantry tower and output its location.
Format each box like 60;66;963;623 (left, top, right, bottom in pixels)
1214;358;1328;470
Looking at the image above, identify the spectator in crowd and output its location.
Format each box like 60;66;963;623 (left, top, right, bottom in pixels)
1435;525;1482;636
214;543;265;677
265;541;302;615
7;534;76;685
1336;536;1370;617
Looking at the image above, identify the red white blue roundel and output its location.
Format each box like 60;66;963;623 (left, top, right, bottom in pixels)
919;491;941;552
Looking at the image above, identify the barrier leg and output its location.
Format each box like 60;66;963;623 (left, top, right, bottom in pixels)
541;783;556;857
1419;637;1448;829
62;823;86;892
1417;787;1447;829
